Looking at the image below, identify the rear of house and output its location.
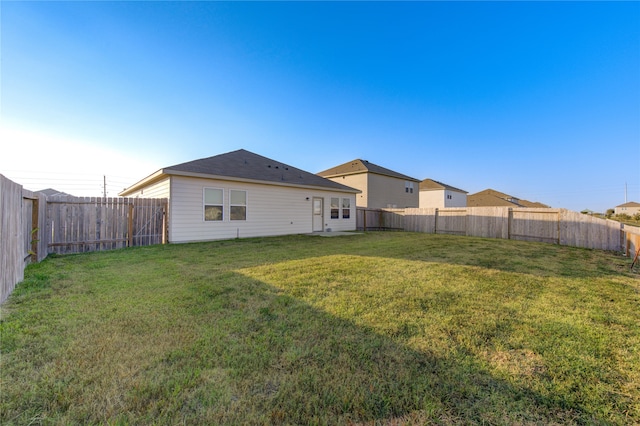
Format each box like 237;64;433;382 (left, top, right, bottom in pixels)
120;150;359;243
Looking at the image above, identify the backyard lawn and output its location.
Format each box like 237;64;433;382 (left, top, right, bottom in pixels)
1;232;638;425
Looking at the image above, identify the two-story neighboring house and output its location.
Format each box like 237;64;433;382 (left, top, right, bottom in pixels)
615;201;640;216
419;179;468;208
317;159;420;209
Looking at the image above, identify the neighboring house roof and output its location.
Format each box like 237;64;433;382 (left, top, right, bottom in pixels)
467;189;549;208
419;178;467;193
120;149;360;196
616;201;640;208
37;188;73;197
317;159;420;182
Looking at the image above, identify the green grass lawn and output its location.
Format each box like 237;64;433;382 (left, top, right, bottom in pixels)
1;232;639;425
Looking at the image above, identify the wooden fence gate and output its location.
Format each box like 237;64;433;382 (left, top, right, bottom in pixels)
46;196;167;255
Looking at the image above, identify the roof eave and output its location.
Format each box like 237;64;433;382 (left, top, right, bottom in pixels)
123;169;360;195
119;169;167;197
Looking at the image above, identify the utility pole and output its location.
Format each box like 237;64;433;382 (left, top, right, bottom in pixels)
103;175;107;199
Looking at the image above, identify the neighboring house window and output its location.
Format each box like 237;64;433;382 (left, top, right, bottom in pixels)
447;194;452;200
230;190;247;221
331;198;340;219
342;198;351;219
405;181;414;193
204;188;223;221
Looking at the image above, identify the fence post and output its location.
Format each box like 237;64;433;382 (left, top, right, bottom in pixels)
363;209;367;231
162;206;167;244
128;203;134;247
507;208;512;240
434;208;438;234
31;198;39;262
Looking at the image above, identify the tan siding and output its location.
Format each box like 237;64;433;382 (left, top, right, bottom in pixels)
367;174;418;209
325;174;368;208
419;190;444;208
169;176;355;242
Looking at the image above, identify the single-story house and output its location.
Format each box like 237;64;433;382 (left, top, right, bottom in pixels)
317;159;420;209
467;189;549;208
615;201;640;216
419;178;467;208
119;149;360;242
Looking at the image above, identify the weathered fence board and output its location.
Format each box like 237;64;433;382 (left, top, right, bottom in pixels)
1;175;23;303
46;196;167;255
359;207;627;252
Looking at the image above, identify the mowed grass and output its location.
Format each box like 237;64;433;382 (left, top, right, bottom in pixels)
1;232;639;425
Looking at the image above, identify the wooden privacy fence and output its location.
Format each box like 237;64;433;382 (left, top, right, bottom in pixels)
47;196;167;255
1;174;168;303
1;175;47;304
358;207;632;252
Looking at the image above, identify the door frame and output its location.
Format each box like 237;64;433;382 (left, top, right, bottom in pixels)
312;197;324;232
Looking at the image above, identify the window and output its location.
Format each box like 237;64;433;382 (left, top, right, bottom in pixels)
447;194;452;200
330;198;340;219
405;181;414;193
204;188;223;221
230;190;247;221
342;198;351;219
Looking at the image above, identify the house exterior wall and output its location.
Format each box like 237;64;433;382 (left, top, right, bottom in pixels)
420;190;443;208
325;174;368;208
615;204;640;215
168;176;356;243
444;190;467;208
420;189;467;208
367;173;419;209
123;177;171;199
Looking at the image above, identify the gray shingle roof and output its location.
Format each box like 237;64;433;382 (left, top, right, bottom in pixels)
164;149;358;192
317;159;419;182
419;178;467;193
467;188;549;208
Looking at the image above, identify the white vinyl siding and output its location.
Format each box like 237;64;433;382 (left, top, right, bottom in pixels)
168;176;355;242
124;177;171;199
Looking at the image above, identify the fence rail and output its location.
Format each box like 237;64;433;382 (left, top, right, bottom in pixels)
1;174;167;303
358;207;635;253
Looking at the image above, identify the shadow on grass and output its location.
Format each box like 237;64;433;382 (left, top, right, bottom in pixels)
121;270;593;425
3;233;635;424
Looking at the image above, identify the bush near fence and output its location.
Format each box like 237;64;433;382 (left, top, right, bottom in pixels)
358;207;639;255
0;174;167;303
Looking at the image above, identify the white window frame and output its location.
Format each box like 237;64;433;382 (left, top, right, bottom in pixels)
203;187;224;222
230;189;248;221
342;197;351;219
405;181;414;194
330;197;340;219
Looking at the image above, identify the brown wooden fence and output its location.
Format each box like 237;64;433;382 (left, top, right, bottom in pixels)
1;174;167;303
358;207;634;252
46;196;167;254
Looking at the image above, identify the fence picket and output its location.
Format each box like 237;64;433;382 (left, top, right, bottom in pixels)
358;207;628;252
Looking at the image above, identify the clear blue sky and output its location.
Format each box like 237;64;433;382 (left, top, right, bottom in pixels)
1;1;638;213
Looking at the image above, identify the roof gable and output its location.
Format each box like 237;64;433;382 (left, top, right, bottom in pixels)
616;201;640;208
467;188;549;208
317;159;419;182
419;178;467;193
121;149;359;195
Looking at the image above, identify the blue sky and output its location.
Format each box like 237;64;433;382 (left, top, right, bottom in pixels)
1;1;638;212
